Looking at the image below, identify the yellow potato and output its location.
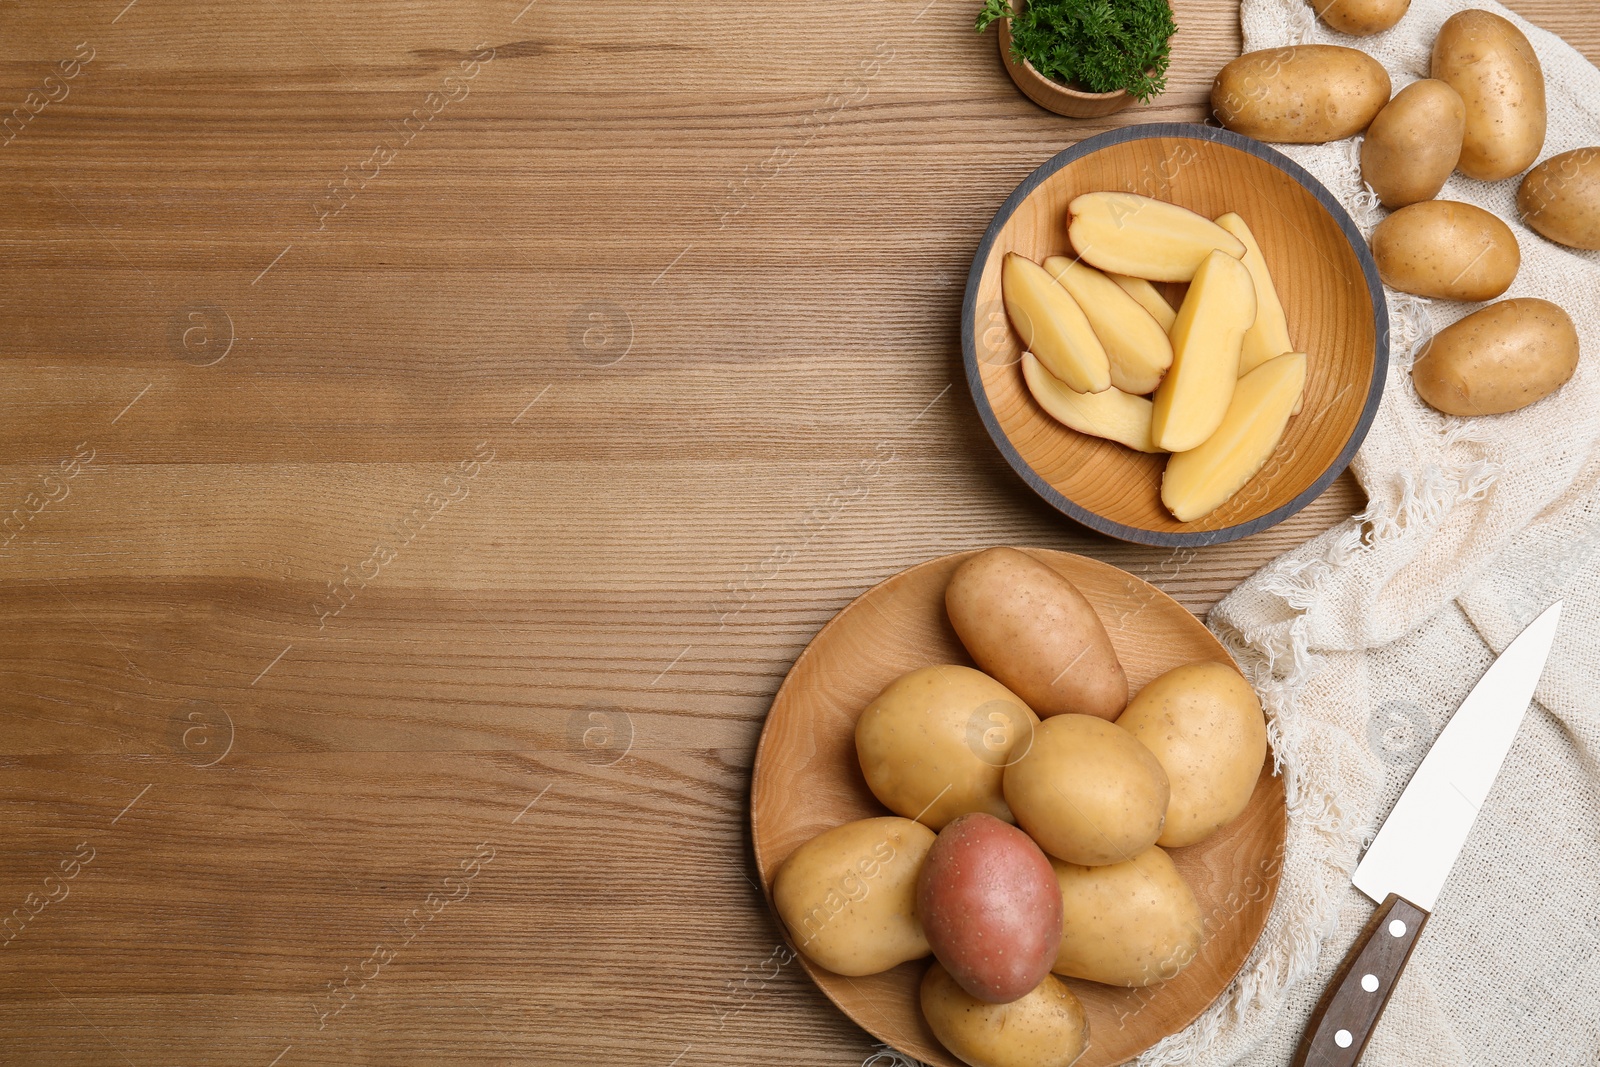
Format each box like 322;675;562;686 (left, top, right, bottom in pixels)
1212;45;1391;144
1043;256;1173;394
773;817;935;976
1432;10;1546;181
1116;661;1268;847
1370;201;1520;301
1108;273;1177;331
1151;250;1257;453
920;962;1089;1067
1021;353;1161;454
1361;79;1465;209
1214;213;1293;375
1519;147;1600;251
945;547;1128;721
1051;846;1203;987
855;665;1038;829
1002;253;1111;394
1003;714;1169;866
1313;0;1409;36
1412;298;1579;416
1067;192;1245;283
1162;353;1306;523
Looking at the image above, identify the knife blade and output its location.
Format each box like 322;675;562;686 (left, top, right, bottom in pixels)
1293;599;1563;1066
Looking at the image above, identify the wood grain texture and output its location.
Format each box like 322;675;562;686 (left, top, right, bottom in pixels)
1291;895;1429;1067
967;126;1383;544
0;1;1592;1064
751;549;1285;1067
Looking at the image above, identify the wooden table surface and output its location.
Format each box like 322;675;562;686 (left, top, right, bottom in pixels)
2;2;1592;1064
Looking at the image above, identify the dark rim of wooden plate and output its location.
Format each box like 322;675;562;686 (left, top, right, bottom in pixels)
959;122;1390;548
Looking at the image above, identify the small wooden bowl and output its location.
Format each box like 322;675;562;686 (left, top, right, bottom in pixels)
750;549;1287;1067
962;123;1388;547
997;7;1136;118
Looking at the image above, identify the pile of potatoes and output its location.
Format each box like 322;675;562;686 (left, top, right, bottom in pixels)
1211;10;1586;418
771;549;1269;1067
1004;195;1305;523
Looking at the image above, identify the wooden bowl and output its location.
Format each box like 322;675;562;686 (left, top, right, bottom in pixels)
962;123;1388;547
750;549;1287;1067
997;5;1136;118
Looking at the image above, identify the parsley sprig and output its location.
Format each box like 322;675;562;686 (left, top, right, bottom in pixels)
976;0;1176;104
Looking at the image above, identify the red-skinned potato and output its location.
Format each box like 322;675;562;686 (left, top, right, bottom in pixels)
946;547;1128;720
916;813;1063;1004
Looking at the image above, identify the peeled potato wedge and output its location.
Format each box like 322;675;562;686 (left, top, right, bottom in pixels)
1214;213;1292;375
1022;353;1163;453
1162;352;1306;522
1151;251;1257;453
1068;193;1245;283
1107;273;1177;331
1043;256;1174;394
1002;254;1112;394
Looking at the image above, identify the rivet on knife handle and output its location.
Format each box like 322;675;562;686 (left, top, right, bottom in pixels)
1291;894;1428;1066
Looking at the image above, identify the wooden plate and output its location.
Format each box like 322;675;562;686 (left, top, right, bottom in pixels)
750;549;1286;1067
961;124;1388;547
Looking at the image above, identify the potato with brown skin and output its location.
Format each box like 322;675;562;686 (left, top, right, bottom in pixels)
920;963;1089;1067
1412;298;1579;416
1051;846;1203;987
1212;45;1391;144
1519;147;1600;251
773;817;935;976
1361;79;1465;208
945;548;1127;721
1370;201;1520;301
1313;0;1409;36
917;813;1063;1004
1003;714;1169;866
1432;10;1546;181
856;665;1038;829
1116;661;1267;848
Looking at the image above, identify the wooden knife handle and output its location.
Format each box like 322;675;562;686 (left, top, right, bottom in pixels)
1291;894;1428;1067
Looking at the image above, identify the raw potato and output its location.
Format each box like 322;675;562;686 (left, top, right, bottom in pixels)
855;665;1038;829
1361;79;1465;209
920;963;1089;1067
1162;353;1306;523
1067;192;1245;283
1151;251;1257;452
1116;661;1268;848
1022;353;1162;454
1108;273;1177;331
1214;213;1293;375
1003;714;1170;866
1370;201;1520;301
1002;254;1112;394
945;547;1128;720
1313;0;1409;36
1044;255;1174;394
917;813;1063;1004
1519;148;1600;251
1211;45;1391;144
1412;298;1579;416
1051;846;1203;987
1432;10;1546;181
773;817;935;976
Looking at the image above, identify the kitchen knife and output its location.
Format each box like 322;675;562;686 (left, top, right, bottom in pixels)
1292;600;1563;1066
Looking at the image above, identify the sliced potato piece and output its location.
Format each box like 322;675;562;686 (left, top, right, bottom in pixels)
1107;273;1177;331
1150;251;1257;453
1068;193;1245;283
1022;353;1163;453
1043;256;1174;394
1002;253;1111;394
1162;353;1306;522
1215;213;1293;375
